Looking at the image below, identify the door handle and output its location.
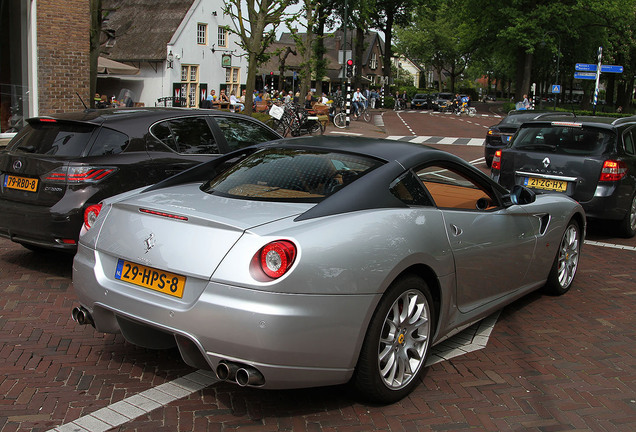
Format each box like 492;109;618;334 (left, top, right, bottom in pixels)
450;224;462;236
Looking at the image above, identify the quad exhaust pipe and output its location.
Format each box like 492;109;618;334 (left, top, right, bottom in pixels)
71;306;95;327
216;361;265;387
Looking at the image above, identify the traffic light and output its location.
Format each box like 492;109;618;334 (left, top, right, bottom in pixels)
346;59;353;78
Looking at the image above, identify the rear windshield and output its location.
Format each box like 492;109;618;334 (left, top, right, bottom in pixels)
511;125;615;156
7;121;96;156
201;148;383;202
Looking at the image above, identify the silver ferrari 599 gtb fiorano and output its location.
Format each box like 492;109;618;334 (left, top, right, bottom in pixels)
72;136;585;403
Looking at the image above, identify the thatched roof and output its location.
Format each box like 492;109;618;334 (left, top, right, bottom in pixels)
101;0;195;62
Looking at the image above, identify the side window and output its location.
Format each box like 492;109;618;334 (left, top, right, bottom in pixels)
149;121;179;152
152;117;219;154
213;116;280;152
623;129;635;155
389;171;434;206
88;128;129;156
415;164;497;210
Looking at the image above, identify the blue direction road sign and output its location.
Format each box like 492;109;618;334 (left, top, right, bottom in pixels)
574;72;596;80
601;65;624;73
551;85;561;94
575;63;623;73
576;63;596;72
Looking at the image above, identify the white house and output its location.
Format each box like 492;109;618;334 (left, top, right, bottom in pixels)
98;0;247;107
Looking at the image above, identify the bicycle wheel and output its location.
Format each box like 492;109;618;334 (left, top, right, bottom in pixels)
362;110;371;122
468;108;476;117
333;112;346;129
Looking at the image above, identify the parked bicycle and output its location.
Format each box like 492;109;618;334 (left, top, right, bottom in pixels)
268;102;325;137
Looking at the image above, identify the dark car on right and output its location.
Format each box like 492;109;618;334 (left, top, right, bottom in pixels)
491;116;636;237
484;110;574;167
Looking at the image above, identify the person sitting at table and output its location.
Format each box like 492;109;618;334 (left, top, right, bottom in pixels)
230;91;244;112
219;89;230;106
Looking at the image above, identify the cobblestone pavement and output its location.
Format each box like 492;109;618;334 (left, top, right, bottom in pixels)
1;108;636;431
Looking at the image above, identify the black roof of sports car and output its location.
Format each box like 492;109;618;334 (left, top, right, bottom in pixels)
145;136;509;221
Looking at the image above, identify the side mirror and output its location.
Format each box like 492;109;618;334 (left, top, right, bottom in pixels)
506;185;536;206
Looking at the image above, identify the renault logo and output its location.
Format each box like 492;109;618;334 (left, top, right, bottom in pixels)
12;160;23;171
542;157;551;168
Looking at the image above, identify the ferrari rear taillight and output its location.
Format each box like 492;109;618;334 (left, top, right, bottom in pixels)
492;150;502;171
258;241;297;279
43;166;117;184
599;160;627;182
83;204;102;231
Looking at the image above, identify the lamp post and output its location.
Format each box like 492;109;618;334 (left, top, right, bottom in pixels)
167;50;174;69
543;31;561;110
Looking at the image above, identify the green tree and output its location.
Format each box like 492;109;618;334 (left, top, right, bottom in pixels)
395;0;474;93
372;0;415;85
224;0;298;114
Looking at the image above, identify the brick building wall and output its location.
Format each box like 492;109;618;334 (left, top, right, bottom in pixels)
37;0;90;114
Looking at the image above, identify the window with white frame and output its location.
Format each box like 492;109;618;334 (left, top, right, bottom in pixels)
218;26;227;47
225;67;241;97
370;52;378;70
181;65;200;107
197;23;207;45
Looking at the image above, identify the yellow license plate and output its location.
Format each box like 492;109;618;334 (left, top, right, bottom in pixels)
115;259;186;298
4;174;38;192
525;177;567;192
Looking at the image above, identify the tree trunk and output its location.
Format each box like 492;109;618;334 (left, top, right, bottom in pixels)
243;54;258;114
354;27;364;89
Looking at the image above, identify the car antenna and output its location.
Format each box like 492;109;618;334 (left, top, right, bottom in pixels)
76;92;88;109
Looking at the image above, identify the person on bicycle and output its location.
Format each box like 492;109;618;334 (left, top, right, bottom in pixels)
454;94;462;112
352;88;367;115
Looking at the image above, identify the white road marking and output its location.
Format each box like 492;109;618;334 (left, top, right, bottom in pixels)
49;370;218;432
584;240;636;251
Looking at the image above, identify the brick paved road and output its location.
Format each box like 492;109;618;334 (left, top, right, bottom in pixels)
1;237;634;432
2;110;636;431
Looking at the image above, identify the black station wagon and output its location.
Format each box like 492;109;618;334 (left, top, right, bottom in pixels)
491;116;636;237
0;107;281;251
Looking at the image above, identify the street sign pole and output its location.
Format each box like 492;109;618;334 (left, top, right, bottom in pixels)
593;47;602;115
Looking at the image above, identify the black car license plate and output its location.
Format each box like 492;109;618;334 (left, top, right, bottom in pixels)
4;175;38;192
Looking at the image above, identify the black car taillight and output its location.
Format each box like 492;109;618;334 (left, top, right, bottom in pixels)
599;160;627;182
43;166;118;184
492;150;502;171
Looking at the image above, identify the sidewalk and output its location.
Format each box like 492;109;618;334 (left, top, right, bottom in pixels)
323;108;388;139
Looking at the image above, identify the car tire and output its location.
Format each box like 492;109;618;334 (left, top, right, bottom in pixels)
353;275;434;404
616;192;636;238
544;219;581;296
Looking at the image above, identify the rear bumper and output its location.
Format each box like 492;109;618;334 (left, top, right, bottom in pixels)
495;173;631;221
579;183;632;220
0;198;82;250
72;244;381;389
